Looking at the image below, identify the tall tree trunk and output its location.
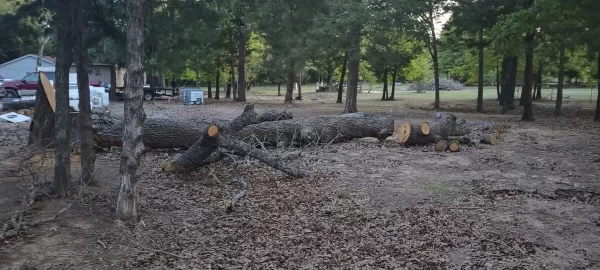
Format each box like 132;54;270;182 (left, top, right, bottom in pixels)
522;33;535;121
237;21;246;102
535;61;544;100
381;66;388;101
74;0;95;185
296;73;302;100
116;0;146;221
509;57;518;110
344;26;361;113
476;28;484;112
595;52;600;122
496;63;501;101
54;0;76;197
215;67;220;100
37;36;50;68
195;69;200;88
231;59;237;101
285;61;294;103
208;82;212;99
500;58;508;107
389;65;397;100
277;83;281;96
109;65;117;101
555;44;566;117
337;52;348;104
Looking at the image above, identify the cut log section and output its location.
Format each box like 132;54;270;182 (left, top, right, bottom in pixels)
435;140;447;152
397;122;436;145
451;119;503;136
480;133;498;145
161;125;220;173
448;141;460;152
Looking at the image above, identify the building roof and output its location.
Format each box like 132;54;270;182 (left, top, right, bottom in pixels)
0;54;55;67
0;54;111;67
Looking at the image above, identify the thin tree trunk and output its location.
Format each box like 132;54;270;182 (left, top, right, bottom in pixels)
74;0;95;185
37;36;50;68
595;52;600;122
208;81;212;99
231;59;237;101
477;28;484;112
159;72;166;88
109;65;117;101
535;60;544;100
195;69;200;88
116;0;146;221
277;83;281;96
389;65;397;100
522;33;535;121
344;26;361;113
430;14;440;109
337;52;348;104
381;66;388;101
237;21;246;102
285;61;294;103
555;44;566;117
215;67;220;100
54;0;76;197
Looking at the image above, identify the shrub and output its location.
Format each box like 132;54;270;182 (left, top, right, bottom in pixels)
408;78;465;93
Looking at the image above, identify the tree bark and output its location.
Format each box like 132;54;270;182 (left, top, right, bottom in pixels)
195;69;200;88
381;66;388;101
477;28;484;113
215;67;220;100
109;65;117;101
345;26;361;113
522;33;535;121
555;44;566;117
237;21;246;102
28;79;55;147
501;56;517;114
54;0;76;197
208;81;212;99
116;0;146;221
389;65;397;100
277;83;281;96
74;0;96;185
159;73;166;88
231;57;237;101
285;60;294;103
337;52;348;104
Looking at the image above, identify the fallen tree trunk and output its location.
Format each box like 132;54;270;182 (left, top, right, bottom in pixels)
2;98;35;112
398;114;457;146
237;113;395;147
451;119;502;136
93;105;292;149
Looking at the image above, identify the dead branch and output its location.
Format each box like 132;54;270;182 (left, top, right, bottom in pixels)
226;177;248;212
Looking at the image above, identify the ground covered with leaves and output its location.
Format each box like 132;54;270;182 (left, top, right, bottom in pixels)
1;92;599;269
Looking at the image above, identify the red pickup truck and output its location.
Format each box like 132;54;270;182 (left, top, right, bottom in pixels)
0;72;101;98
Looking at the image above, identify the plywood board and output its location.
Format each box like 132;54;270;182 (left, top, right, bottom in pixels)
40;72;55;112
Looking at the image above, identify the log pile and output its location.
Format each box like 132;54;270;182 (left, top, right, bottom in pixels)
396;112;502;152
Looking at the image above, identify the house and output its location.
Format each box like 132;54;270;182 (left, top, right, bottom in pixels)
0;54;124;86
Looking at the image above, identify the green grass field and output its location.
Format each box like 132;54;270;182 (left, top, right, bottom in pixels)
249;83;598;104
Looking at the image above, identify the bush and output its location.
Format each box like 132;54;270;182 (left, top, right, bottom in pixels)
408;78;465;93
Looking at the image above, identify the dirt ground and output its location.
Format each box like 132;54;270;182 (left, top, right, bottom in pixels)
1;91;599;269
